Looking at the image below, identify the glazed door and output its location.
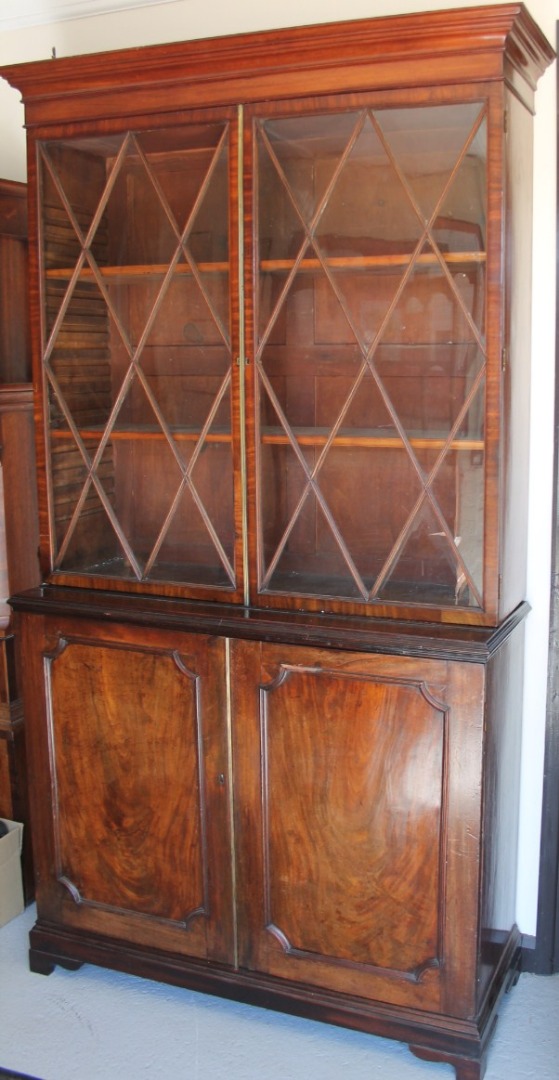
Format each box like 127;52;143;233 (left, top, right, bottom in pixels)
37;110;243;603
231;639;485;1017
20;614;235;964
246;89;496;623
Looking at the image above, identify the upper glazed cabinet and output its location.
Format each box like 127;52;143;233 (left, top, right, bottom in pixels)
4;4;552;625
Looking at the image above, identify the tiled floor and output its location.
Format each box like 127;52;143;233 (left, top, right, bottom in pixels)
0;904;558;1080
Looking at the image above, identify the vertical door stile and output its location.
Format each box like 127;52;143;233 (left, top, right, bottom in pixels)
35;141;58;576
236;104;250;608
225;635;239;968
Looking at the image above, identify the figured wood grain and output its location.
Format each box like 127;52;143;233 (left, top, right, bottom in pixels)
260;665;446;974
20;616;235;961
48;639;205;921
231;638;489;1016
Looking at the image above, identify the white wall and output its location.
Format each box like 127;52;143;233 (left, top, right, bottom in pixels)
0;0;557;936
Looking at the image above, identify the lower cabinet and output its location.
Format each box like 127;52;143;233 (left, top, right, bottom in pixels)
14;593;526;1080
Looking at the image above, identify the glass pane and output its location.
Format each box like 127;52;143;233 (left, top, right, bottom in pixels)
262;453;366;601
317;445;422;591
57;440;137;579
40;121;235;589
255;101;487;610
376;498;466;606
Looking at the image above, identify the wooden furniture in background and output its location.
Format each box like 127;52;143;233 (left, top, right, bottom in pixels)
1;6;554;1078
0;179;40;901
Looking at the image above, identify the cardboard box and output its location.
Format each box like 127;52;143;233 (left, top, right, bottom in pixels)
0;819;24;927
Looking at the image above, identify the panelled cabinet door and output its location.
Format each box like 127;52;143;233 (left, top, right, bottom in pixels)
231;640;485;1017
20;615;235;964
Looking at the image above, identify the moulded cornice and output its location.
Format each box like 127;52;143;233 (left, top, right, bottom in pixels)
0;3;554;128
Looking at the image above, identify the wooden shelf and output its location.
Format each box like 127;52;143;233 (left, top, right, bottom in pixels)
261;427;484;451
44;250;485;282
45;261;230;282
50;425;483;451
260;251;486;272
50;426;232;442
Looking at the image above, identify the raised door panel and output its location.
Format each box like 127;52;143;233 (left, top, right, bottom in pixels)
232;640;485;1016
20;615;234;964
